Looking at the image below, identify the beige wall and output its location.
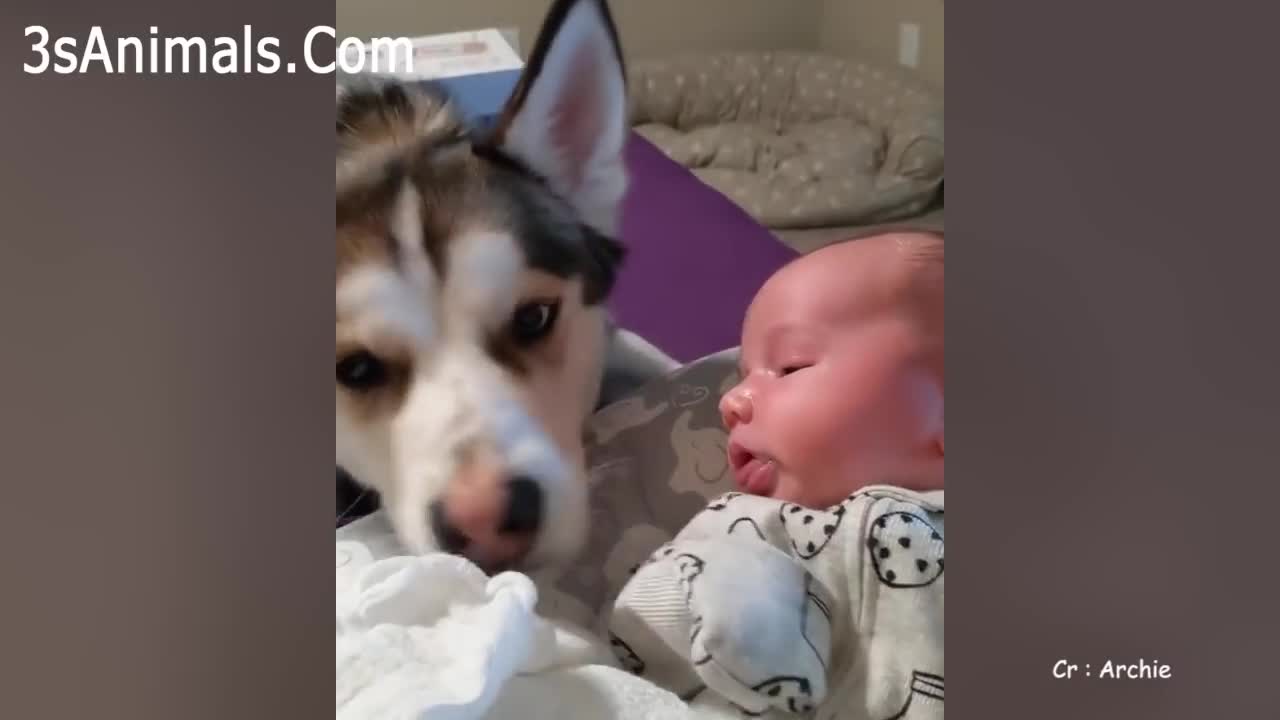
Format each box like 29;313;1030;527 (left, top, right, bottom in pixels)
337;0;823;62
336;0;942;87
821;0;943;88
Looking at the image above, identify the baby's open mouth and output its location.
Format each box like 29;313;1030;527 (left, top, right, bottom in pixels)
728;441;779;496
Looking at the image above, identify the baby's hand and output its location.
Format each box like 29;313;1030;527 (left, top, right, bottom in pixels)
610;535;835;716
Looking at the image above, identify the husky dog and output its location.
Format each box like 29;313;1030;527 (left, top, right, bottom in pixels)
336;0;673;572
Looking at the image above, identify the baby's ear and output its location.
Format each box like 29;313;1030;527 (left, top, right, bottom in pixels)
917;374;943;461
930;386;944;456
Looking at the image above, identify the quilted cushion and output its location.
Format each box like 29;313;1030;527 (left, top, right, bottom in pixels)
629;52;943;229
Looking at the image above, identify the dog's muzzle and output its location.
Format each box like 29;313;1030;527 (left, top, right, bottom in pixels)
429;475;544;561
392;347;583;572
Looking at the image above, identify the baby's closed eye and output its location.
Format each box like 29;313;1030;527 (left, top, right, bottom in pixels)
779;363;813;377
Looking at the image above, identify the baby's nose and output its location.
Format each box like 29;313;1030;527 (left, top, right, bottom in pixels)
719;386;754;429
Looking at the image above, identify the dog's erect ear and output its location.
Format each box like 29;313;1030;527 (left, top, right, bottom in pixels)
490;0;630;237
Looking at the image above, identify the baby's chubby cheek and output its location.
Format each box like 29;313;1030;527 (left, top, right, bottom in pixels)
771;383;929;508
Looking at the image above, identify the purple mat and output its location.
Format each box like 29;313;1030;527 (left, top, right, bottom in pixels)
609;134;798;364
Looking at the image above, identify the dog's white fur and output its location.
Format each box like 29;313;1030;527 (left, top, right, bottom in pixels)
336;0;642;569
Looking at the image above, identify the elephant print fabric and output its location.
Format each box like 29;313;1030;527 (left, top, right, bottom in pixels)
609;485;944;720
537;350;741;631
882;671;944;720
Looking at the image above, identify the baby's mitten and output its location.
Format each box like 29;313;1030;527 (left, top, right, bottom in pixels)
610;536;834;716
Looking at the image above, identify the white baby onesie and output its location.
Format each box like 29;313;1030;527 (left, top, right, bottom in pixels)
608;486;944;719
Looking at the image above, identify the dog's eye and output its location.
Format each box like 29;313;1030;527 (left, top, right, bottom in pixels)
337;350;388;391
510;300;560;346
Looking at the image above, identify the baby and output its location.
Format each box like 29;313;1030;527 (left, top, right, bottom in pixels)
608;233;944;719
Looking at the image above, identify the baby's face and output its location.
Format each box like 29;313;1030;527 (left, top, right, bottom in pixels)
720;235;943;509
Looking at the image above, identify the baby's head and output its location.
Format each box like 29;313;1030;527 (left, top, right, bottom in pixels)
720;232;944;508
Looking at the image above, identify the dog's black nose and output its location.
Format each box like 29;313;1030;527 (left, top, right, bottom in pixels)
500;476;543;535
429;500;469;554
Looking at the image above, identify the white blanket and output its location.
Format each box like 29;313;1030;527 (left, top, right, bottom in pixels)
336;514;730;719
